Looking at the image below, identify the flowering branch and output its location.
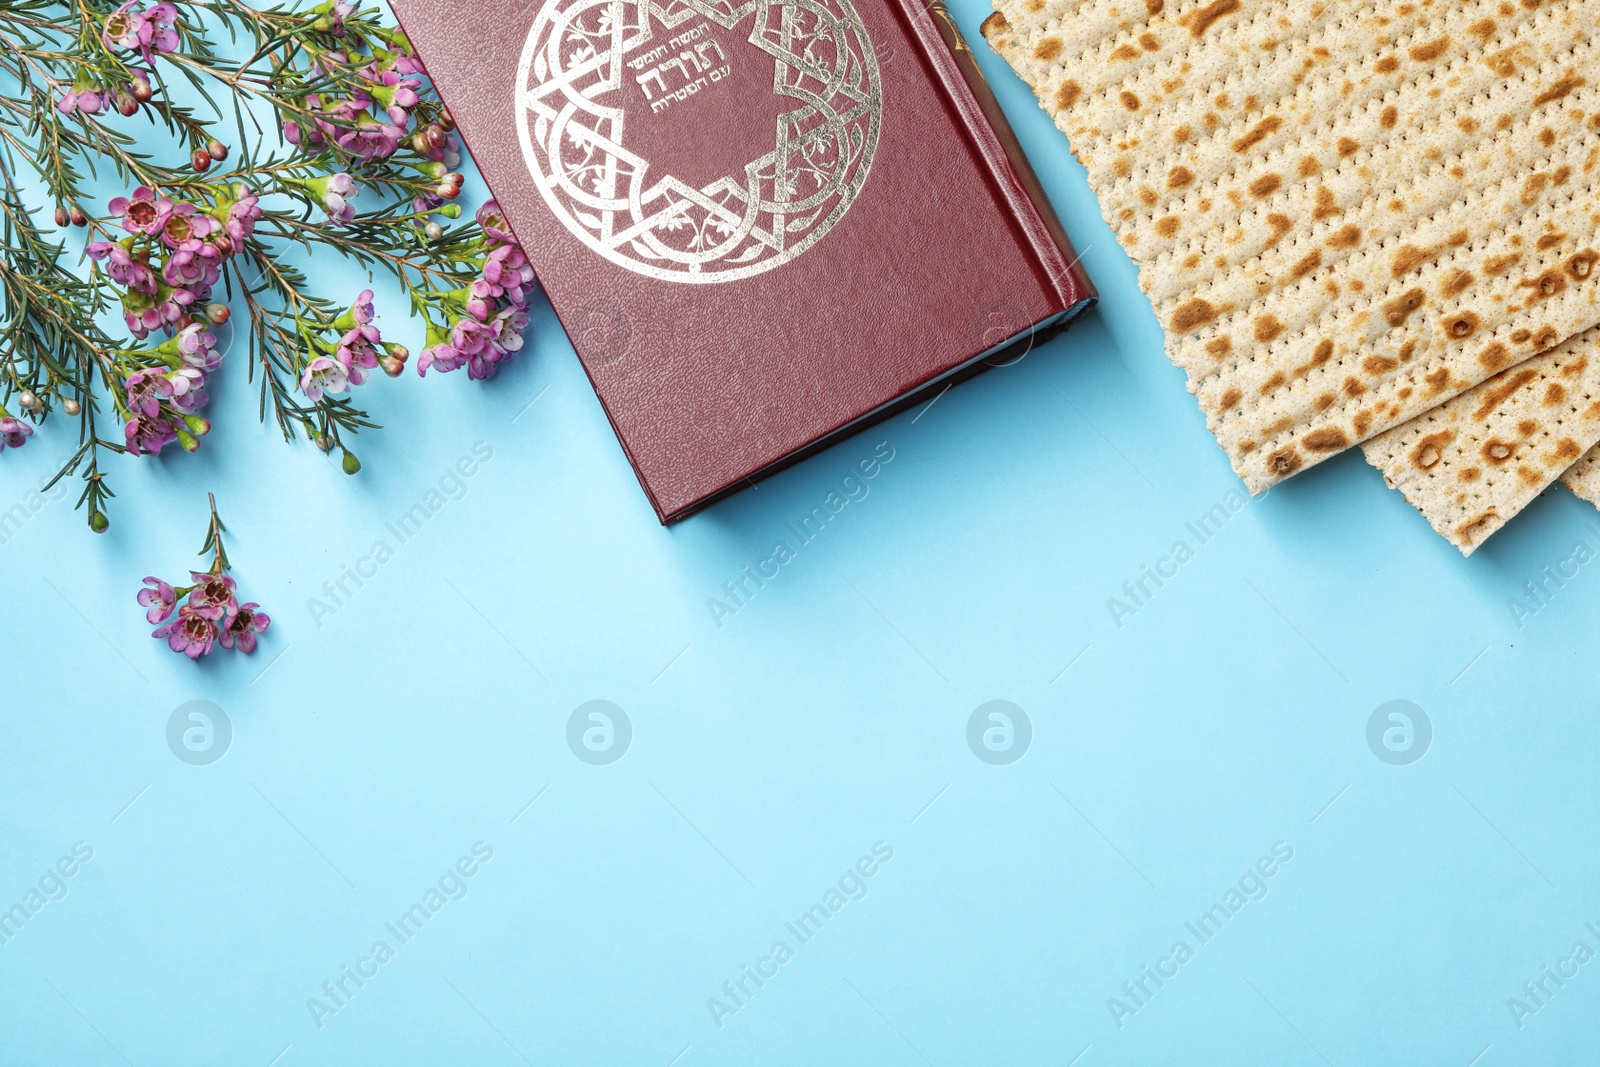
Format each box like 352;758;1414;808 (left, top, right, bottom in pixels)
0;0;536;538
139;492;271;658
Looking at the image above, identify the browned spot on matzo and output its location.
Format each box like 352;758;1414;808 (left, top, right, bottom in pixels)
1326;225;1362;249
1550;437;1583;464
1534;74;1587;108
1410;431;1455;470
1478;342;1514;372
1445;311;1482;340
1441;269;1476;296
1265;446;1302;477
1233;116;1284;153
1181;0;1241;38
1313;186;1342;219
1390;244;1439;278
1475;255;1520;283
1304;427;1351;451
1482;438;1517;464
1289;249;1323;279
1472;367;1541;419
1382;289;1427;327
1254;315;1286;343
1409;37;1450;62
1170;299;1218;332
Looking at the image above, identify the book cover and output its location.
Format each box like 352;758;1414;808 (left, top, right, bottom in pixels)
390;0;1095;522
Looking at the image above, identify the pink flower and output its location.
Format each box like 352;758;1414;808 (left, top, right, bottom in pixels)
153;607;217;659
57;88;105;115
123;301;162;338
124;412;176;455
300;355;350;401
351;289;375;325
319;172;359;223
336;325;382;385
138;576;177;624
465;279;495;323
416;335;465;376
219;603;270;652
160;203;217;249
283;119;325;152
122;285;196;339
103;2;180;59
186;570;238;623
163;240;222;289
167;367;208;412
222;191;262;244
124;369;175;416
488;306;529;356
87;240;158;295
334;114;404;159
176;323;222;370
0;416;33;450
477;200;515;245
366;69;421;125
109;186;172;236
483;243;536;306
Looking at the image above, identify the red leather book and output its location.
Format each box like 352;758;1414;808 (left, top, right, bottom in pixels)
390;0;1095;522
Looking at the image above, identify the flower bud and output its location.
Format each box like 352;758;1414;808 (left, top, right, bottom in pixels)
314;434;333;452
55;206;69;228
182;414;211;436
341;450;362;475
116;88;139;116
70;206;88;227
207;139;228;161
131;76;152;102
18;390;38;410
439;204;462;219
426;124;447;151
425;222;444;241
63;398;81;416
386;343;410;361
89;509;110;534
438;181;461;200
411;130;431;154
191;148;211;172
418;161;446;178
176;429;200;452
380;355;405;378
205;303;230;325
438;109;455;132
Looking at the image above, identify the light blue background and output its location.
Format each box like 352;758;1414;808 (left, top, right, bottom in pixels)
4;1;1600;1063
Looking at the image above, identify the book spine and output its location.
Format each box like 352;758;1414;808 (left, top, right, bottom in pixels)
894;0;1095;310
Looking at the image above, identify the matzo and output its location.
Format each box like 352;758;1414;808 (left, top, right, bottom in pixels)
1362;326;1600;553
982;0;1600;494
1561;439;1600;506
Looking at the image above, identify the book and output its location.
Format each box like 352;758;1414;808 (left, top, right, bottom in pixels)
389;0;1096;522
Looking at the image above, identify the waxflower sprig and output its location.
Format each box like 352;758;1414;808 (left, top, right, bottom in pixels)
139;492;270;658
0;0;537;533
